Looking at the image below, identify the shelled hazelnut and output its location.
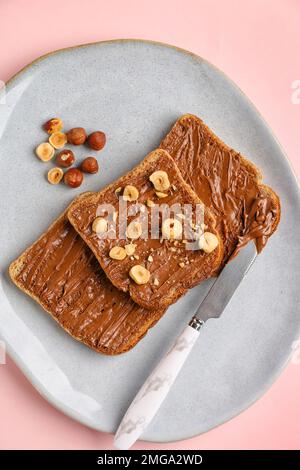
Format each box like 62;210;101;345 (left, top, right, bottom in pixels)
87;131;106;151
44;118;63;134
64;168;83;188
81;157;99;174
56;149;75;168
66;127;87;145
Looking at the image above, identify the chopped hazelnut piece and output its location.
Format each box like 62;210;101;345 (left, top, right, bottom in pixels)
155;191;168;199
146;199;155;208
125;243;136;256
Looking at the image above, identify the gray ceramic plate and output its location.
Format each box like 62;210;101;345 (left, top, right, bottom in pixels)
0;40;299;443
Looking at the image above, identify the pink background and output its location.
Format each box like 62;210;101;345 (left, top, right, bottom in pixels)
0;0;299;450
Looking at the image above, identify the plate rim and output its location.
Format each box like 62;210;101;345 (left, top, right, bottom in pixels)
2;38;300;444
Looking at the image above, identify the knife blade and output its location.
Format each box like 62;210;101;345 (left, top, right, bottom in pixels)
114;241;257;450
193;240;257;324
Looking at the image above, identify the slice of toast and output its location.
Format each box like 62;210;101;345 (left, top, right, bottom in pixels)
160;114;281;267
68;149;223;311
9;194;165;355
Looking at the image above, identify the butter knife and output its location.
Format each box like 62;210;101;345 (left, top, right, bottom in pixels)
114;241;257;450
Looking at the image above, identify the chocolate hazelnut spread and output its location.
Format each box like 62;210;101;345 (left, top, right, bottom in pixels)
160;115;280;266
13;214;164;354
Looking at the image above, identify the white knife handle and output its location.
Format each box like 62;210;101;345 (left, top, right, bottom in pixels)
114;319;204;450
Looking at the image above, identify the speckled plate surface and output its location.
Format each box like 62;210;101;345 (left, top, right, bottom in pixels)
0;40;299;443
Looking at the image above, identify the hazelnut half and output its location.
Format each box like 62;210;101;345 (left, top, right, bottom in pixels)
49;132;67;149
47;167;64;185
92;217;108;234
162;218;183;240
129;265;150;285
149;170;170;191
36;142;55;162
123;185;139;202
126;220;142;240
109;246;127;260
198;232;219;253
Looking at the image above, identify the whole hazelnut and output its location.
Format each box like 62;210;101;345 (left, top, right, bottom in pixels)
56;149;75;168
64;168;83;188
81;157;99;174
87;131;106;151
66;127;87;145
